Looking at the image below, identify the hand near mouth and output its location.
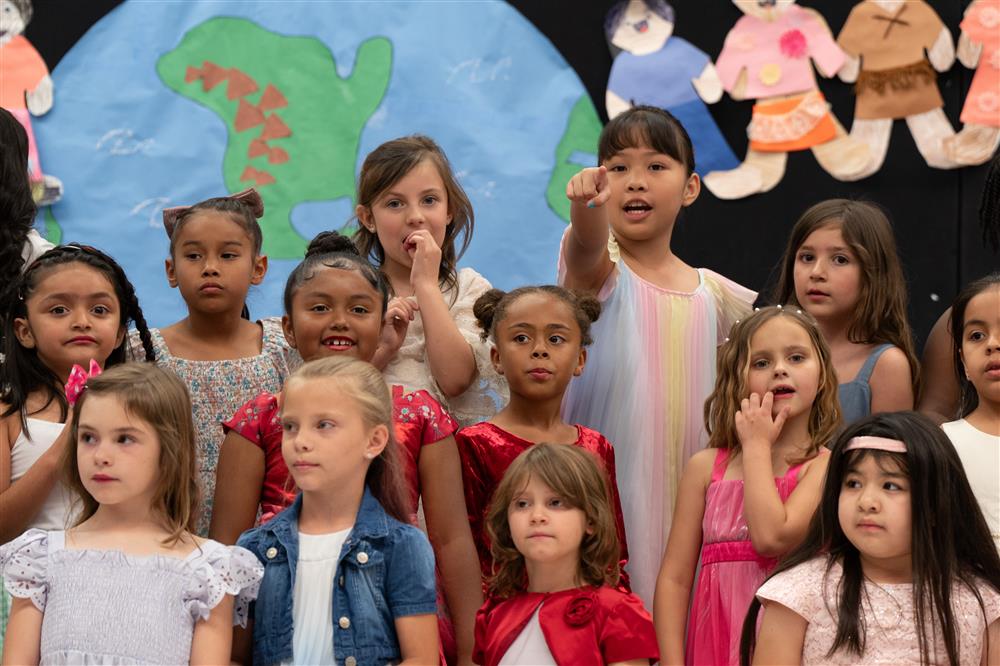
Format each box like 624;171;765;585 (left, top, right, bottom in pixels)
405;230;442;292
735;391;790;449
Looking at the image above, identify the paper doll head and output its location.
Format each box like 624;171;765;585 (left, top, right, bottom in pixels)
0;0;32;48
732;0;797;21
606;0;675;56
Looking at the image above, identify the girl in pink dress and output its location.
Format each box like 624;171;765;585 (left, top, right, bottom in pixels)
743;411;1000;665
655;306;841;665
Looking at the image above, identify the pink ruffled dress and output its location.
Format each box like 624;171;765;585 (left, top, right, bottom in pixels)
685;448;804;666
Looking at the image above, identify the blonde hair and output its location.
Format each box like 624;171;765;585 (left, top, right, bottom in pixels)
284;356;409;522
65;363;199;545
485;443;620;599
704;307;841;460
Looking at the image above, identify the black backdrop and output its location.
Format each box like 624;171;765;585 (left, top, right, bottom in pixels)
25;1;997;345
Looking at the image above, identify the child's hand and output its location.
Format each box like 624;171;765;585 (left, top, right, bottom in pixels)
406;230;442;292
735;392;789;450
381;297;417;354
566;166;611;208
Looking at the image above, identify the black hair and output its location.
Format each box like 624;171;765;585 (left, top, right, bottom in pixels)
950;271;1000;417
167;195;263;256
473;285;601;346
740;411;1000;666
0;107;38;320
283;231;390;317
980;150;1000;253
1;244;156;434
598;105;695;176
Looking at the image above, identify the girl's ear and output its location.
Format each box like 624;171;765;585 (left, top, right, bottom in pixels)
251;254;268;285
959;348;970;380
681;172;701;207
574;348;587;377
490;345;504;375
365;424;389;460
13;318;35;349
164;258;178;288
114;325;126;350
355;205;375;233
281;314;298;349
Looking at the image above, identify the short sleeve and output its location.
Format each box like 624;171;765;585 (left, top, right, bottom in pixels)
472;598;499;665
961;2;999;44
755;557;829;620
0;528;50;612
599;592;659;664
394;388;459;445
223;392;280;450
184;541;263;627
836;4;866;57
702;269;756;342
385;526;438;618
714;16;754;93
915;2;946;50
799;7;845;77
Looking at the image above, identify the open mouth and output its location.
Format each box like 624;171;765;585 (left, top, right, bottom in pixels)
772;386;795;398
322;336;356;351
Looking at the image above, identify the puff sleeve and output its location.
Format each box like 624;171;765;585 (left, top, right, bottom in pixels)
598;592;659;664
184;541;263;627
0;528;49;612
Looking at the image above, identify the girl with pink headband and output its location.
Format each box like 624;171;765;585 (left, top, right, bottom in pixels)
743;411;1000;665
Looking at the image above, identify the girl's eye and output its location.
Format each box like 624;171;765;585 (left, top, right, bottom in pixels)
222;252;239;260
49;305;68;315
843;478;861;489
608;164;626;173
282;422;297;434
513;334;530;344
832;255;851;266
797;252;814;263
884;481;906;491
385;199;403;209
968;331;986;342
317;420;335;430
548;335;565;345
422;196;438;205
350;306;371;315
548;497;565;508
79;433;97;445
513;499;529;509
92;305;111;315
649;163;665;171
752;358;769;369
184;253;200;260
116;435;135;445
309;304;330;313
789;353;805;363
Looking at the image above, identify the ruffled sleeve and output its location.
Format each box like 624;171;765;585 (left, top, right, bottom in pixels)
394;388;459;445
702;269;756;343
0;528;50;611
598;590;659;664
223;392;280;450
755;556;831;620
184;541;263;627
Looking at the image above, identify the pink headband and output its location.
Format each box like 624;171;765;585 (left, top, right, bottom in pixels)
844;436;907;454
161;188;264;237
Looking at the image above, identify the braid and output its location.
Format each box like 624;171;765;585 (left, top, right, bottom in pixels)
114;262;156;362
979;149;1000;253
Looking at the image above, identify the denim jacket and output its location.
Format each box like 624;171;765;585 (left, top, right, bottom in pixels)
238;487;437;666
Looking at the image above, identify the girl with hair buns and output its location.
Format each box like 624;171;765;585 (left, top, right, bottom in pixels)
212;231;481;663
457;286;629;588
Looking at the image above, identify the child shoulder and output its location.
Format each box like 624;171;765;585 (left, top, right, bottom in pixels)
871;345;912;380
687;447;721;475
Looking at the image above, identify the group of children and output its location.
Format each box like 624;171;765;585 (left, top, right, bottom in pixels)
0;102;998;665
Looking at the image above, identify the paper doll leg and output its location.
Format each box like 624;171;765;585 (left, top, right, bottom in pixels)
702;150;786;200
906;108;960;169
944;124;1000;167
811;116;874;182
846;118;893;180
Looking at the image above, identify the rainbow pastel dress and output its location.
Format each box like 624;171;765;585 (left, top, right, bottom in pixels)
559;236;755;606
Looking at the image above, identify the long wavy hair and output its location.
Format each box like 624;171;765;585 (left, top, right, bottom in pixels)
485;443;620;599
704;306;841;460
740;412;1000;666
64;364;200;545
771;199;921;401
0;107;38;315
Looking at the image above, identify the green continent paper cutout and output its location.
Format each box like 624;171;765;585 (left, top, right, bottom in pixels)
158;17;392;257
546;94;602;223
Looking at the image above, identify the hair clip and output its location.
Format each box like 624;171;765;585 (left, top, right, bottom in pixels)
161;188;264;237
66;359;102;407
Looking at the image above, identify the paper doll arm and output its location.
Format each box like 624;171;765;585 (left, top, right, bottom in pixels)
606;89;631;119
692;63;724;104
927;27;956;72
714;18;750;95
838;54;861;83
801;8;846;79
26;75;53;116
957;31;983;69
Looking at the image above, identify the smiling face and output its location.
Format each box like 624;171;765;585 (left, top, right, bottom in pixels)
76;392;162;511
838;452;912;580
165;211;266;315
609;0;674;55
603;144;699;247
283;266;383;364
357;159;452;279
491;292;586;402
959;286;1000;410
732;0;796;20
13;263;126;380
746;316;821;420
793;223;863;324
280;377;387;493
507;474;590;573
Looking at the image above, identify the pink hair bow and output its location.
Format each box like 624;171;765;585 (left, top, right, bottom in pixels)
65;359;102;407
161;188;265;237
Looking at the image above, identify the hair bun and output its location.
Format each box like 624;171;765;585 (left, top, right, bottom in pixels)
306;231;360;259
576;293;601;324
473;289;506;340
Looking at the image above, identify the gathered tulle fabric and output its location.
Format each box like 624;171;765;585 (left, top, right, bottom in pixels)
1;529;262;665
686;449;803;666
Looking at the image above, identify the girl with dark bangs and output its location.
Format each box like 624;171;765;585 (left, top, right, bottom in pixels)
741;412;1000;665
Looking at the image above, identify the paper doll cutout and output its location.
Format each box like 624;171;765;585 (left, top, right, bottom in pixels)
837;0;961;178
605;0;739;175
0;0;62;205
943;0;1000;167
700;0;871;200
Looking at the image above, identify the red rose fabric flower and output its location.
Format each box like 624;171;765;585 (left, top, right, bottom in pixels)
564;590;597;626
779;29;808;58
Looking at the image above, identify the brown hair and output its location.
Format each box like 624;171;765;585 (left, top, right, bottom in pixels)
485;443;620;599
704;307;842;460
283;356;410;523
352;135;474;296
772;199;920;400
473;285;602;345
167;195;263;257
64;363;200;545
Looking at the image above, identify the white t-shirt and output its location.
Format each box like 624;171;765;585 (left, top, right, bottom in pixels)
943;418;1000;551
498;605;557;666
284;527;351;666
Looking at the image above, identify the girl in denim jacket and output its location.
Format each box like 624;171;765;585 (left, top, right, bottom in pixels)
236;356;439;665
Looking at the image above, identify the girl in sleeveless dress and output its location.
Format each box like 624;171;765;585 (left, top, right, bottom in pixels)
655;306;840;665
770;199;920;424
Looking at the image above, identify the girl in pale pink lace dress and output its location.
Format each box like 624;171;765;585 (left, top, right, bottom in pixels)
655;307;841;665
743;411;1000;666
